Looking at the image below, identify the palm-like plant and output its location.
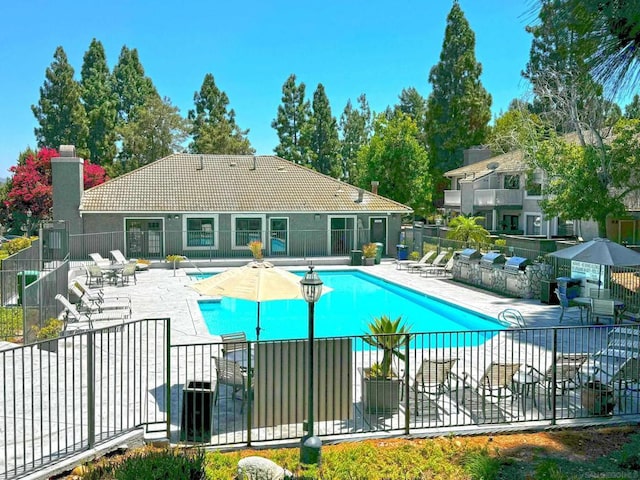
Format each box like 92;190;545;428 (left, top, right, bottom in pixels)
446;215;490;247
363;315;412;378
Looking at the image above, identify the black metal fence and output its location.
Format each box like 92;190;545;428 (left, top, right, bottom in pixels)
170;325;640;448
0;318;168;480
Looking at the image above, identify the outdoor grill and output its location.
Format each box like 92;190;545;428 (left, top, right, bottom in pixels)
459;248;482;263
480;252;506;269
504;256;532;272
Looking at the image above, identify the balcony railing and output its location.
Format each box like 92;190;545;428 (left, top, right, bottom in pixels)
443;190;461;207
474;189;523;207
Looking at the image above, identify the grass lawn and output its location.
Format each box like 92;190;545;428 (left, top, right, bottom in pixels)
66;425;640;479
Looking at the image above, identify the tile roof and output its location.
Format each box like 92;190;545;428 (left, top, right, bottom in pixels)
80;154;412;213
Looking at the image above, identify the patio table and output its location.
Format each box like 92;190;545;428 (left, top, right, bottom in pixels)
572;297;625;324
100;264;124;285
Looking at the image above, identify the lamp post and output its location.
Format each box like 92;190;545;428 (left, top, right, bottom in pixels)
299;265;323;465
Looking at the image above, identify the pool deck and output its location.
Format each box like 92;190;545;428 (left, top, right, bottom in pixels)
2;259;629;479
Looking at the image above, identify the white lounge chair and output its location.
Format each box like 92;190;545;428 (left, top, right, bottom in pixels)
89;253;110;267
69;282;131;316
110;249;150;271
56;294;127;330
397;251;436;271
420;255;452;277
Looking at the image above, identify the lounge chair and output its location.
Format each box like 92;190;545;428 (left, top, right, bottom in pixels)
402;358;461;412
592;356;640;409
56;294;128;330
89;253;110;267
497;309;526;328
110;249;150;271
420;256;453;277
397;251;436;272
69;282;132;316
213;357;253;413
462;362;521;419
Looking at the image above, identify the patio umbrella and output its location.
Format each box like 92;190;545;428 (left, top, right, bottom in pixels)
189;261;331;341
547;238;640;289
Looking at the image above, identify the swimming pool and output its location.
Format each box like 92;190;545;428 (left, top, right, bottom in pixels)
196;270;503;344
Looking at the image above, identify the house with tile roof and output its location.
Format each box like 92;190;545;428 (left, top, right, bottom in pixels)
51;146;412;260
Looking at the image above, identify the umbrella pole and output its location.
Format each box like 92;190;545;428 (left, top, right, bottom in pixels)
256;302;261;341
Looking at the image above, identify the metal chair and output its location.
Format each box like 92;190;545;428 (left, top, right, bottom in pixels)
403;358;461;412
213;357;252;413
556;289;584;324
116;262;137;286
591;298;616;324
84;263;105;287
462;362;521;419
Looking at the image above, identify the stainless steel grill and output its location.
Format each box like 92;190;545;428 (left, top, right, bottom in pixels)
459;248;481;263
480;252;506;268
504;256;532;272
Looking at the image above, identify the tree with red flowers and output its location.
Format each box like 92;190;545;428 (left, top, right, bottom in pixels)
3;147;108;233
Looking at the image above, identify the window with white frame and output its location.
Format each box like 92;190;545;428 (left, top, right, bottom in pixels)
525;171;543;197
526;214;542;235
233;216;263;248
183;214;218;248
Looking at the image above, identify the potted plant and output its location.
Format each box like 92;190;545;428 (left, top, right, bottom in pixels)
362;243;377;266
248;240;264;260
361;315;412;413
33;318;64;353
166;254;184;268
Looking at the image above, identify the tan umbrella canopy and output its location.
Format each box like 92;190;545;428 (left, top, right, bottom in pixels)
190;261;331;340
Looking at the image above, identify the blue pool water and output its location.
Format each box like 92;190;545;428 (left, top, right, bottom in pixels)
196;270;503;345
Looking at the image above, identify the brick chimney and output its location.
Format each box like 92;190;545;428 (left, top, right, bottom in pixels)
371;181;379;195
52;145;84;234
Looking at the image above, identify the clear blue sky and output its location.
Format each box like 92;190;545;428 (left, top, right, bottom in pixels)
0;0;537;177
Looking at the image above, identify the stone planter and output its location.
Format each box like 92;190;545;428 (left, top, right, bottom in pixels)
581;381;615;415
361;368;401;413
363;257;375;266
37;338;59;354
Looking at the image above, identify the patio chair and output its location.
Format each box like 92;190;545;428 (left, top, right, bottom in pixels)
110;249;150;271
115;262;137;286
497;309;526;328
588;288;611;300
421;256;454;277
56;294;94;329
401;251;437;272
402;358;461;412
461;362;521;420
528;354;588;408
213;357;252;413
89;253;110;267
84;263;105;287
591;298;616;324
556;289;585;324
592;356;640;409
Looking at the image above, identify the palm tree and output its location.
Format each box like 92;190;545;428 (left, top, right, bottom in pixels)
446;215;490;247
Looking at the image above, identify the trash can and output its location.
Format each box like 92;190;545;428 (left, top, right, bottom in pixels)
556;277;581;299
374;243;384;264
17;270;39;306
180;380;215;442
396;244;408;261
350;249;362;266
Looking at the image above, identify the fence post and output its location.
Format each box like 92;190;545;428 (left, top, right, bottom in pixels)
246;340;253;446
87;331;95;448
166;318;172;440
404;334;410;435
551;328;558;426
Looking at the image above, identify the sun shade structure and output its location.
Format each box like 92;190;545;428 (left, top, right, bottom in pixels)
189;261;331;341
548;238;640;266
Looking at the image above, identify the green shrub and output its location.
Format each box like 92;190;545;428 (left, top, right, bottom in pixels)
534;459;571;480
110;448;206;480
33;318;64;341
463;449;501;480
0;306;23;338
409;251;420;261
494;239;507;247
4;237;32;255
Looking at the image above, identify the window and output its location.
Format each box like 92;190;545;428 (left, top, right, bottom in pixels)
501;215;519;231
526;215;542;235
187;217;215;247
526;172;543;197
504;175;520;190
234;216;263;248
557;218;574;237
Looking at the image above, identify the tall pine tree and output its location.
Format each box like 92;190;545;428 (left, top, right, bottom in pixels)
271;74;310;164
81;39;117;165
112;46;158;124
32;46;88;154
339;94;371;183
188;73;254;154
304;83;340;177
425;1;492;176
